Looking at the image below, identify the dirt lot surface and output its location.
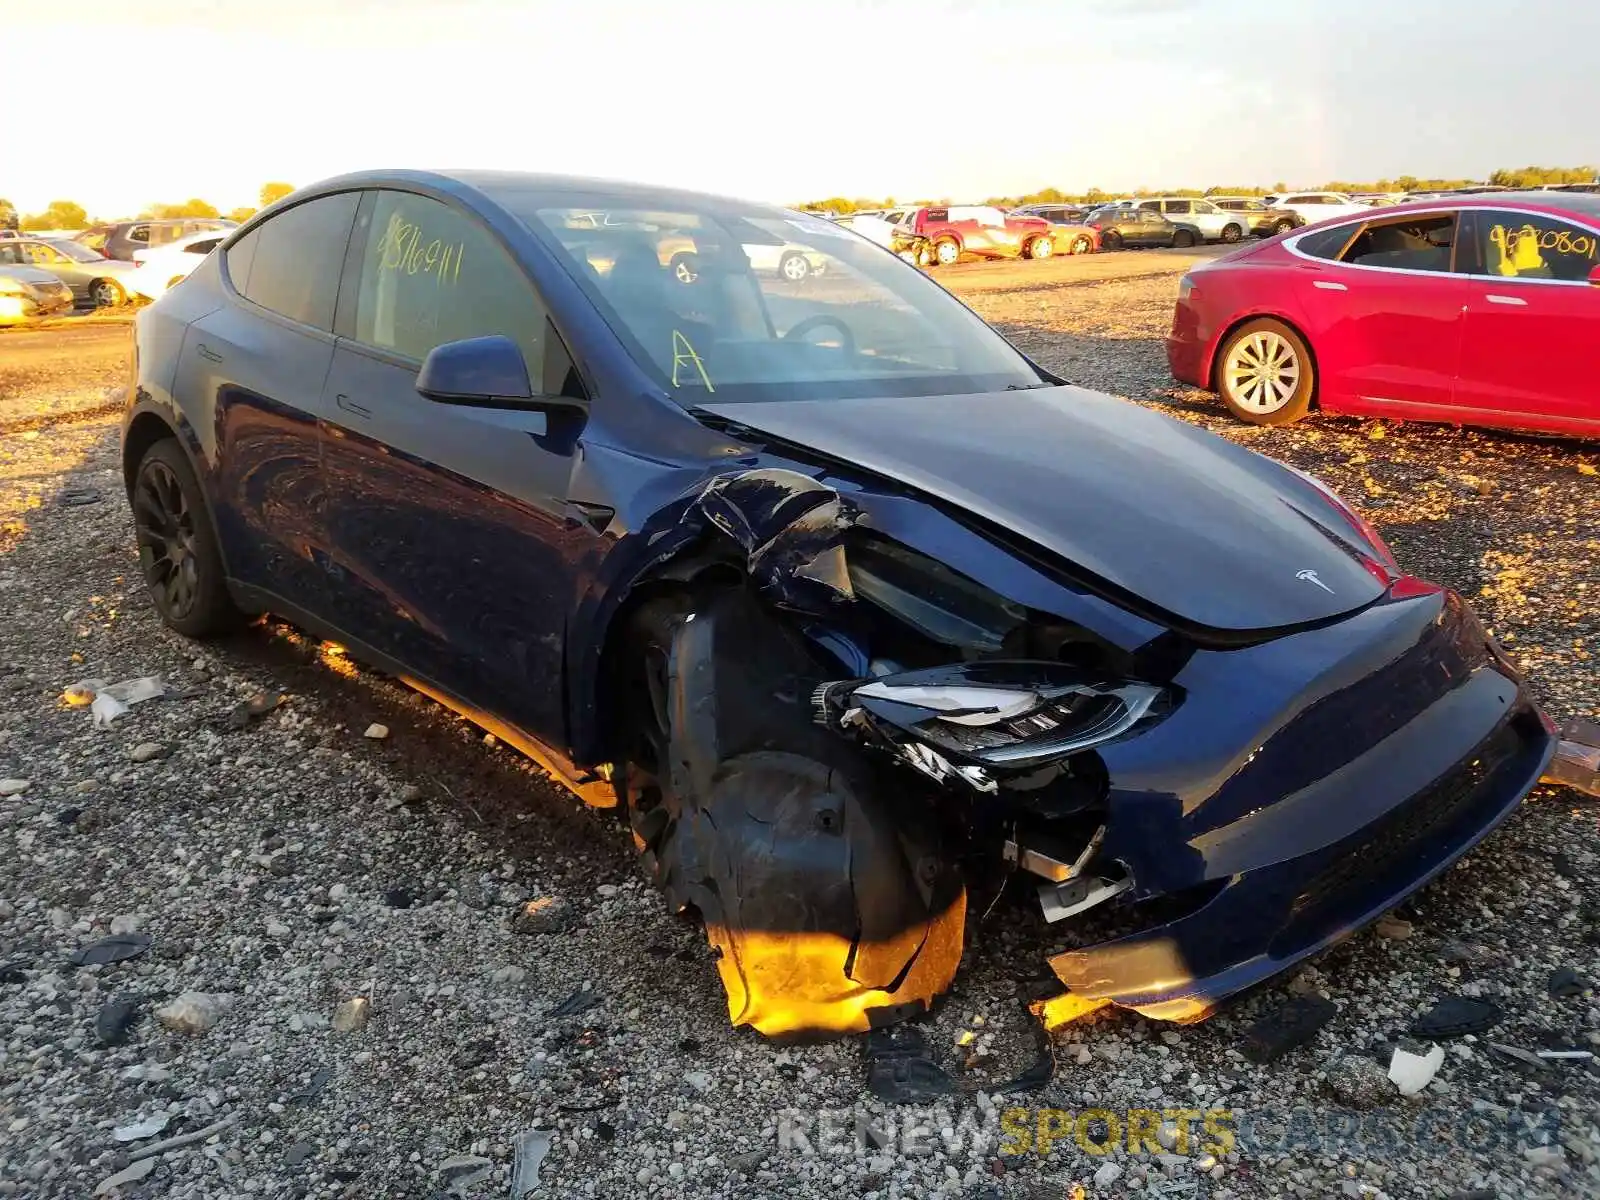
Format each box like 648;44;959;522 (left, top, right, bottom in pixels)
0;252;1596;1200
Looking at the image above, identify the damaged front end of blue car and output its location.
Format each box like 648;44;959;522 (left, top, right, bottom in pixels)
630;460;1555;1037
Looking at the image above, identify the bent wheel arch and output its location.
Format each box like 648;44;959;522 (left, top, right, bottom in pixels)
618;587;967;1038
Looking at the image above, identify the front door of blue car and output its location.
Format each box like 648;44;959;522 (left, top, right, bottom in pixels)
317;188;592;744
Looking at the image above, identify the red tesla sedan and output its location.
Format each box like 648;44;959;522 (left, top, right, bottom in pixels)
1167;192;1600;437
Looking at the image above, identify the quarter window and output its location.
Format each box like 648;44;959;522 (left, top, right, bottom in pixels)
1295;225;1356;260
353;190;556;387
1474;210;1598;282
128;225;150;244
237;192;358;329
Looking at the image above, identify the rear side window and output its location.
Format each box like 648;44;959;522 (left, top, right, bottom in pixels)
353;189;548;373
1474;209;1598;282
1340;214;1455;273
127;225;150;244
1295;224;1357;260
238;192;359;330
1166;200;1192;214
224;228;259;291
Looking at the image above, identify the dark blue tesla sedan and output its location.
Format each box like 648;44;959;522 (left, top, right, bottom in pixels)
124;170;1555;1039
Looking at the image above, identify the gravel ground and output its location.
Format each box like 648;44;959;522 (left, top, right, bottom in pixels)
1;259;1597;1200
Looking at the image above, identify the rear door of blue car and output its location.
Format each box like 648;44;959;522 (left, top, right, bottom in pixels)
169;191;360;613
316;187;588;744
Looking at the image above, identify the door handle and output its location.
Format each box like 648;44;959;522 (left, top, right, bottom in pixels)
196;342;223;363
1312;280;1348;291
335;393;372;418
1484;294;1527;306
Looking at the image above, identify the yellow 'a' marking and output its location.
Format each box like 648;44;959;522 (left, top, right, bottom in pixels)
671;330;714;391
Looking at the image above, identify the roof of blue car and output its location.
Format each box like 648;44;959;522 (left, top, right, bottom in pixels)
307;169;781;212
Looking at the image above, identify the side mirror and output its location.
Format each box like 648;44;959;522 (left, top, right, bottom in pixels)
1589;264;1600;287
416;335;535;407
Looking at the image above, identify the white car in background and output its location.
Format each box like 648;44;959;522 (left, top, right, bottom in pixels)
123;228;233;300
1265;191;1373;224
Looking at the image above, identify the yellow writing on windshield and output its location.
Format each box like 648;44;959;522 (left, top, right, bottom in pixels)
1489;223;1596;276
376;210;464;284
671;330;714;391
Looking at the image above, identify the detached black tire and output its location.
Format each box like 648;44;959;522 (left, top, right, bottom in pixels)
1215;318;1314;426
615;593;967;1039
130;439;241;637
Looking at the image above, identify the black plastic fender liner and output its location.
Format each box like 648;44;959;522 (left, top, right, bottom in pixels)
690;468;863;614
651;589;966;1038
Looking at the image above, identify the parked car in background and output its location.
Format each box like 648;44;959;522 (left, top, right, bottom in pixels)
123;228;234;301
1132;198;1248;243
1209;197;1303;236
1265;192;1371;224
74;218;237;262
1085;207;1201;250
1014;205;1098;253
899;205;1055;265
1013;203;1088;224
0;264;74;325
0;237;140;306
124;168;1555;1042
1167;192;1600;438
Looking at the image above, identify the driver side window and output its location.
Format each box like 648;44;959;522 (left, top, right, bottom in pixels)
354;190;548;375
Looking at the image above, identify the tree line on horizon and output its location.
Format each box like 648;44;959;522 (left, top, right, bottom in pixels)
13;182;297;231
796;165;1599;214
13;166;1597;230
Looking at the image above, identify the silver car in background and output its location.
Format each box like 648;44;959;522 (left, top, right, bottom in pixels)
1131;197;1250;243
0;237;140;306
0;264;75;325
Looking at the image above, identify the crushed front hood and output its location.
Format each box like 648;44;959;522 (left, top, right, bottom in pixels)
698;387;1386;634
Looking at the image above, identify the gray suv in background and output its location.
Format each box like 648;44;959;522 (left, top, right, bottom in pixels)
73;218;236;261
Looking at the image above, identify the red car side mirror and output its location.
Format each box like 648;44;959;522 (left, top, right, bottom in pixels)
1588;263;1600;287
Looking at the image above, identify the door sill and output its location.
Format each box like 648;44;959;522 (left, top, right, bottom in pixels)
228;581;617;809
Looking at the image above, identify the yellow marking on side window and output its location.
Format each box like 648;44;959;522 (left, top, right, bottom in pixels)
375;210;464;284
671;329;714;391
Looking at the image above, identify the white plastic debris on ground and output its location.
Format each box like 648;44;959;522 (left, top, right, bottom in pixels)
62;676;167;726
1388;1043;1445;1095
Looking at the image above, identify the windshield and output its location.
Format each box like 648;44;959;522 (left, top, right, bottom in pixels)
45;239;104;263
514;194;1045;404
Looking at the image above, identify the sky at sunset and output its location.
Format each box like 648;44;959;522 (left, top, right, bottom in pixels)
8;0;1597;219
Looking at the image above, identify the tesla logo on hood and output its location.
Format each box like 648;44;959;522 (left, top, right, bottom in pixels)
1295;569;1335;594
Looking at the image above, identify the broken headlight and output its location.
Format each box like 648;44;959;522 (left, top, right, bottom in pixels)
815;661;1168;770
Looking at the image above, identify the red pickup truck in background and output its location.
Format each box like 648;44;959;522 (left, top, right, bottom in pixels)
891;205;1056;266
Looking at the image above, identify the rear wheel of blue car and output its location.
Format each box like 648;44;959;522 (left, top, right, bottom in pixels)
131;440;240;637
